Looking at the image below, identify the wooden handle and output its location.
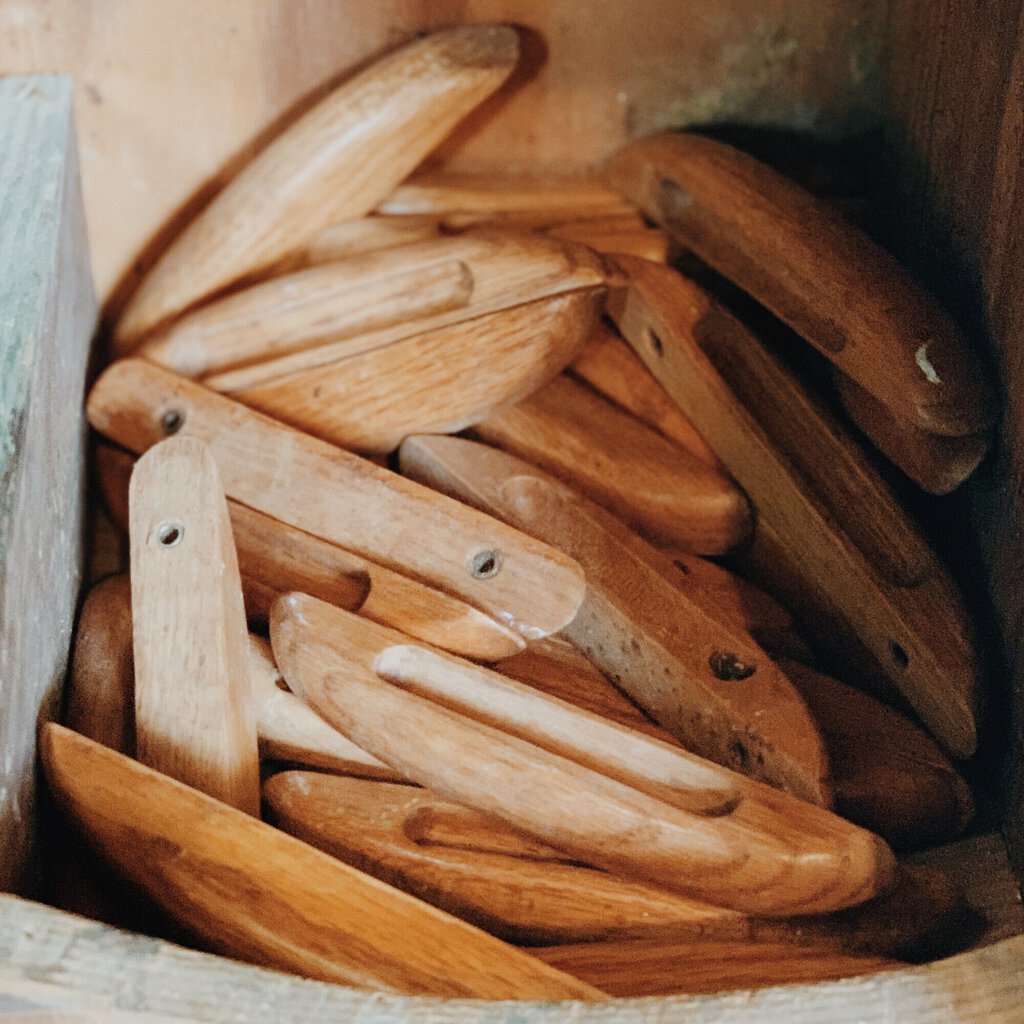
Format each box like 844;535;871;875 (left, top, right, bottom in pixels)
114;26;520;348
603;256;980;757
780;659;974;850
128;437;260;815
86;360;586;643
264;771;744;946
40;724;600;999
472;373;752;554
234;288;604;455
570;322;722;467
266;772;960;959
617;276;938;587
271;593;895;917
66;574;134;755
377;171;633;216
398;433;831;805
605;132;995;437
95;442;523;661
140;250;473;378
203;231;607;393
836;373;991;494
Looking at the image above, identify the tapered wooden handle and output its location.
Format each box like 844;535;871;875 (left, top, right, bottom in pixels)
605;132;995;438
532;937;901;997
271;593;895;917
128;437;260;814
603;255;980;758
40;724;600;999
398;433;831;805
95;441;524;661
114;25;520;348
836;374;991;495
86;359;586;643
472;373;751;554
235;288;604;454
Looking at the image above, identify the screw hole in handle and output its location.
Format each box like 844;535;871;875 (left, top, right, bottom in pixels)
155;521;184;547
469;548;502;579
161;408;184;435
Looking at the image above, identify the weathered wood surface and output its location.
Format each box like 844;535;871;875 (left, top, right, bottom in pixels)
0;74;96;893
878;0;1024;885
0;890;1022;1021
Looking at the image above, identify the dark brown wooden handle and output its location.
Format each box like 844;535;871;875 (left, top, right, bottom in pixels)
605;132;995;439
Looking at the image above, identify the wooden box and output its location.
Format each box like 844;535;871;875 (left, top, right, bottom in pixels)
1;3;1022;1019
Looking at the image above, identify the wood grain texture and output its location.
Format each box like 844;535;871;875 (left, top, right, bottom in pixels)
604;256;980;757
236;288;604;454
625;281;938;586
62;569;394;778
497;635;674;739
472;374;752;554
113;25;520;348
264;772;742;945
6;892;1024;1022
139;247;473;377
605;131;995;438
780;660;973;850
835;374;990;495
0;75;96;893
86;360;586;642
272;593;894;916
205;231;607;392
266;772;963;958
532;938;900;996
399;434;831;805
39;723;600;999
95;442;522;660
128;438;260;814
570;322;722;467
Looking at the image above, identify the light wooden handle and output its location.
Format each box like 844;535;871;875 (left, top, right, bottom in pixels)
86;359;586;643
94;441;524;661
398;433;832;805
472;373;752;555
606;131;995;438
234;288;604;455
271;593;895;917
114;25;520;348
128;437;260;815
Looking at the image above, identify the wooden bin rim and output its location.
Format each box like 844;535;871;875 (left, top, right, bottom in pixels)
2;894;1023;1023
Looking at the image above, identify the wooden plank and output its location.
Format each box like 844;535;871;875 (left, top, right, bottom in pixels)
2;894;1024;1021
878;0;1024;883
0;74;96;893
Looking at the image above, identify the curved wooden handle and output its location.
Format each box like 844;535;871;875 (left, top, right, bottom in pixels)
114;25;520;349
606;132;995;438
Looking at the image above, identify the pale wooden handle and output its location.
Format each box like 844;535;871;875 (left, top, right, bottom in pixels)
128;437;260;814
271;593;895;917
114;25;520;348
86;359;586;643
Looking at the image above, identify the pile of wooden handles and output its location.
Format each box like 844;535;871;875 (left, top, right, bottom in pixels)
48;24;991;1000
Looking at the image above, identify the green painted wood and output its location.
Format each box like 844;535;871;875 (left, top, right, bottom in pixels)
0;74;96;893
